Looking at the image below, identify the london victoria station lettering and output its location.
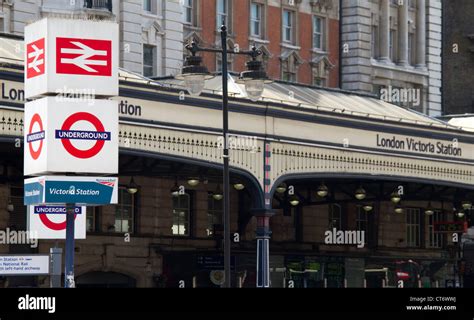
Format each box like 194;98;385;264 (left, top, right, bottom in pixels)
376;134;462;157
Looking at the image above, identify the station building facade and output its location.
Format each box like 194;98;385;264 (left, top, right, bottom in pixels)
1;34;474;288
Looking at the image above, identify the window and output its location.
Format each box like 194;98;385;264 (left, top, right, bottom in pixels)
406;208;421;247
250;2;262;37
184;0;193;24
371;25;378;58
282;71;296;82
206;193;223;236
172;194;190;236
313;77;326;87
282;53;299;83
356;206;369;243
282;10;294;43
389;30;395;61
86;207;99;233
143;0;152;12
328;204;342;230
428;210;445;248
216;56;233;72
0;17;4;33
143;45;156;77
115;188;135;233
312;58;331;87
408;33;415;65
313;16;324;50
217;0;228;30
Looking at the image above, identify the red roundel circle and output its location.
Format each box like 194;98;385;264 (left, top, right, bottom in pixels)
39;212;78;231
28;113;43;160
60;112;106;159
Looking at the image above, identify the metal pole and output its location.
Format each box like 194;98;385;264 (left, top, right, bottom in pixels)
221;24;231;288
64;203;75;288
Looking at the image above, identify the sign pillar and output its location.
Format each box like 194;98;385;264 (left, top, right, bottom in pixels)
24;17;119;289
50;247;62;288
64;203;75;288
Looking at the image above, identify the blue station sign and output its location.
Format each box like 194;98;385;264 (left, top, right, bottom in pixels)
24;176;118;206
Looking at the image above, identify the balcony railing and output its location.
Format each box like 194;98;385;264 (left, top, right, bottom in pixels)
84;0;112;11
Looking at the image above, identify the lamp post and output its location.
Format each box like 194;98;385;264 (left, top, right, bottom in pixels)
177;24;271;288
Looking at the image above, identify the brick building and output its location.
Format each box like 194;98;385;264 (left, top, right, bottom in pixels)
182;0;340;88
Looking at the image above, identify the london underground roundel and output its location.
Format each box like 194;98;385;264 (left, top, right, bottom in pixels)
55;112;111;159
26;113;45;160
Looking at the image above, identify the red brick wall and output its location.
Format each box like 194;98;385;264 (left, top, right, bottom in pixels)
200;0;217;72
266;5;282;80
298;12;313;85
327;18;340;88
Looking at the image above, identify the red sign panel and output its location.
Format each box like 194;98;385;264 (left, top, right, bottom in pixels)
26;38;45;79
56;37;112;76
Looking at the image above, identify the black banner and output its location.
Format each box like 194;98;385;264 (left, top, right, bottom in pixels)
0;288;474;318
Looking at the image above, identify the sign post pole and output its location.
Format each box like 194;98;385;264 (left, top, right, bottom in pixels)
64;203;75;288
49;247;62;288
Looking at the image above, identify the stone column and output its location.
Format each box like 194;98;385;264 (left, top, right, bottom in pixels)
379;0;391;62
415;0;426;68
253;209;275;288
398;0;409;66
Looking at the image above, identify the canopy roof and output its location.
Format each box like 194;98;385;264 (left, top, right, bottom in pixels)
0;35;462;131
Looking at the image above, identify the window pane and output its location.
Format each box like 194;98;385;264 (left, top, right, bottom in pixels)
86;207;95;232
143;0;151;12
207;194;223;236
217;0;227;28
250;3;261;36
143;45;155;77
283;10;293;42
115;189;135;233
314;35;321;48
172;194;190;236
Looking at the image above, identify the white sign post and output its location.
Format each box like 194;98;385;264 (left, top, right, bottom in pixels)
25;17;119;288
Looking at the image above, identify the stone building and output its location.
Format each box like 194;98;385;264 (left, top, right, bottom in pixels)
340;0;442;116
442;0;474;116
0;0;183;77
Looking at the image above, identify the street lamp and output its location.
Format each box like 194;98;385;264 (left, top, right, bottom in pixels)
126;177;138;194
177;24;271;288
